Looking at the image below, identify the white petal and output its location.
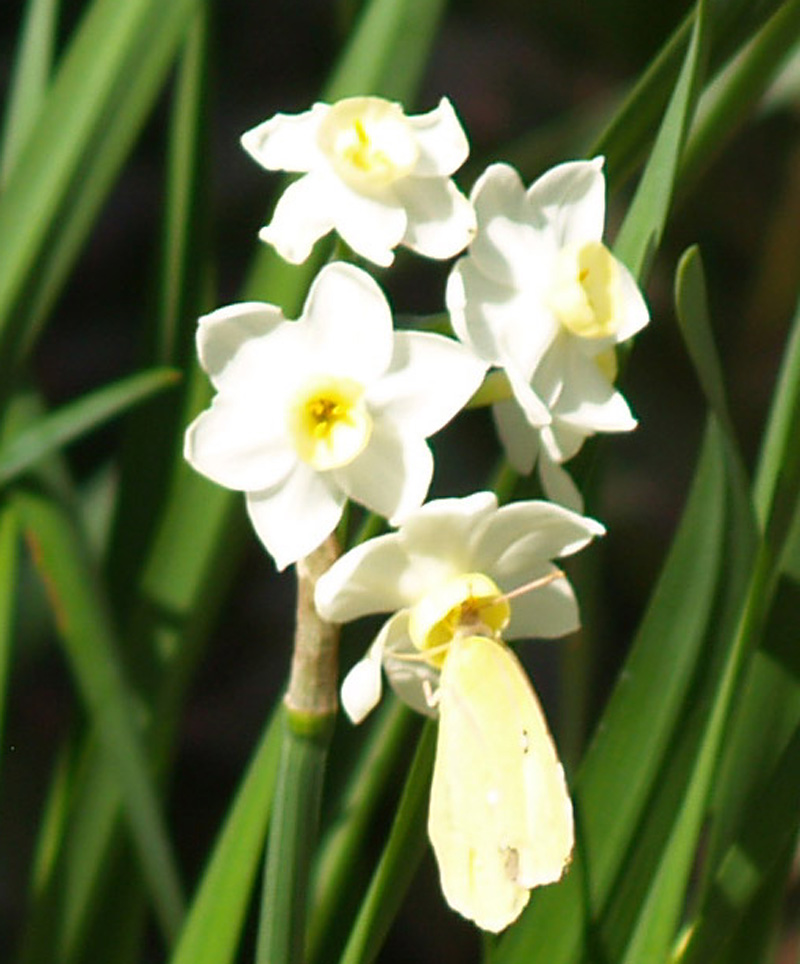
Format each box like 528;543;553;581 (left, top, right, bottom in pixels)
341;643;385;724
526;157;606;247
540;418;588;464
615;258;650;343
447;258;557;375
505;565;581;639
335;424;433;523
468;163;550;286
259;172;336;264
399;491;498;570
196;302;286;386
556;350;637;433
382;611;441;718
493;397;540;474
314;531;413;622
505;364;551;428
300;262;393;382
184;397;295;492
245;463;345;571
395;177;476;260
240;104;329;173
539;453;584;513
473;499;604;577
367;331;487;437
330;181;406;267
408;98;470;177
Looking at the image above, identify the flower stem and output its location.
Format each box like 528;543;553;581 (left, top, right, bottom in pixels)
256;536;340;964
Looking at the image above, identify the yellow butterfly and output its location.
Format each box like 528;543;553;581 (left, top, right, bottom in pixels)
428;634;574;932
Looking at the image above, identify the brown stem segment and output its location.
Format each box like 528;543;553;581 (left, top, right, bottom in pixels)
286;534;341;721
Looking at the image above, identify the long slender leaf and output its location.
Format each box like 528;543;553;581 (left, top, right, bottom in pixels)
168;710;282;964
308;699;418;964
680;0;800;192
0;0;59;182
0;368;178;489
13;483;185;944
493;419;727;964
339;722;436;964
0;0;203;378
613;0;709;281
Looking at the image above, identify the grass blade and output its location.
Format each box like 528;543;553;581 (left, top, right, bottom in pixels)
0;368;179;489
339;722;436;964
613;0;709;281
168;710;282;964
493;419;727;964
13;482;185;944
0;0;59;182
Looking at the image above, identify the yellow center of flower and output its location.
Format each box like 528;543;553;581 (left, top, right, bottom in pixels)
547;240;623;340
408;573;510;668
318;97;419;191
288;375;372;470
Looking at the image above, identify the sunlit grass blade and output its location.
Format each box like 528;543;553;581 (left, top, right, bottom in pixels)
12;483;185;944
675;621;800;963
0;0;203;378
308;699;418;964
591;0;787;192
339;722;436;964
0;368;178;489
105;5;211;621
680;0;800;193
492;420;727;964
613;0;709;281
324;0;448;102
0;0;58;183
693;289;800;890
168;710;282;964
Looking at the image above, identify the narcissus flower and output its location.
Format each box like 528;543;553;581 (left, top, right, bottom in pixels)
241;96;476;266
316;491;600;931
314;490;604;721
184;262;486;570
447;159;649;508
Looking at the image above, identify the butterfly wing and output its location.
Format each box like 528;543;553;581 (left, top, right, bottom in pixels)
428;635;573;932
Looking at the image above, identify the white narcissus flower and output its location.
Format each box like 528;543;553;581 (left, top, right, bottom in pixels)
241;96;476;267
183;262;487;571
315;491;604;722
447;159;649;509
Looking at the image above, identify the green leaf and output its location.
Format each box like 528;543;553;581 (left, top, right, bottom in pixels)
339;722;436;964
0;0;203;377
168;710;282;964
613;0;709;281
591;0;789;193
680;0;800;192
493;420;727;964
0;0;59;183
308;699;419;964
323;0;449;103
0;368;179;489
13;483;185;944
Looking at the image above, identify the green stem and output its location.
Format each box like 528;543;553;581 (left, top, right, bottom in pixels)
256;537;340;964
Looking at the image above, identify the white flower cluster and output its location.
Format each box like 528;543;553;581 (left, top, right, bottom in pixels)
184;94;650;933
